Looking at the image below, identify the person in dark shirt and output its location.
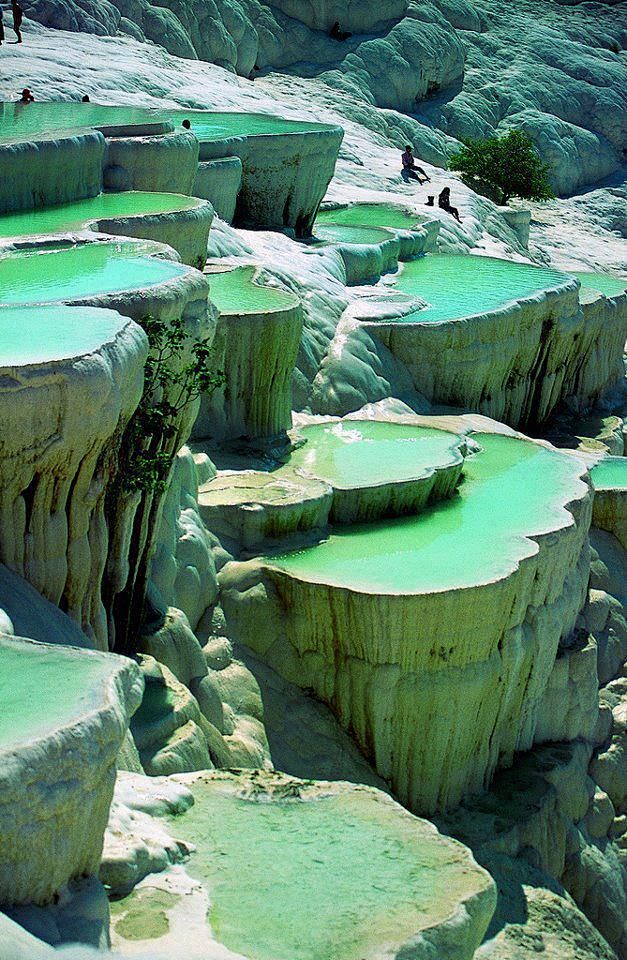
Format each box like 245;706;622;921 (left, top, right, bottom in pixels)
401;145;430;184
12;0;24;43
18;88;35;103
438;187;462;222
330;21;351;41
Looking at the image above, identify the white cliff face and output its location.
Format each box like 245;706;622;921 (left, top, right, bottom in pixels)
0;305;147;649
21;0;625;193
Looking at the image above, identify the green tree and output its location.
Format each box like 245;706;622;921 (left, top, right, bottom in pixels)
449;130;554;205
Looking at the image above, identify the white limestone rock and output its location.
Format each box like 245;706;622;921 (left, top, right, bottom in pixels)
0;636;143;906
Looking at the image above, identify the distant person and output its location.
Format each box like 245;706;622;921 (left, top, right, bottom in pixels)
401;145;430;184
330;21;351;41
438;187;462;223
12;0;23;43
182;118;191;129
81;94;90;102
17;87;35;103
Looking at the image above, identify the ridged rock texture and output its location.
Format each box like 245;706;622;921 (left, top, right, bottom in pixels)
194;266;303;443
0;305;147;649
0;635;142;906
106;769;497;960
219;414;593;814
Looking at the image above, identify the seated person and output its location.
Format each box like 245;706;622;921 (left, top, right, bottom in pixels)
401;145;430;184
330;21;352;41
17;87;34;103
438;187;462;222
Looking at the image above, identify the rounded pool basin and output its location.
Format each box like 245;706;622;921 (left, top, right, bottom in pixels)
0;241;188;305
590;457;627;490
316;203;422;231
569;271;626;298
0;304;130;365
387;254;571;324
0;191;202;242
270;433;586;594
207;265;297;314
291;420;463;489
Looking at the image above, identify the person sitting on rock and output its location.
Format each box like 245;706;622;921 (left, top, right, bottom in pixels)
12;0;23;43
330;21;351;41
401;145;430;184
438;187;462;222
17;87;35;103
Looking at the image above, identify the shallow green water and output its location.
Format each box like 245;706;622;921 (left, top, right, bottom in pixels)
208;266;297;314
314;223;392;245
291;421;462;488
0;191;200;240
388;254;570;324
271;433;584;593
0;644;113;750
316;204;421;230
0;102;330;145
590;457;627;490
165;109;329;140
0;305;128;365
0;242;187;305
177;784;471;960
569;271;626;298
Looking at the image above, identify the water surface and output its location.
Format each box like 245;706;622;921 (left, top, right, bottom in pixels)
0;304;128;365
0;191;200;241
271;433;585;593
208;265;296;314
0;242;187;305
590;457;627;490
290;421;462;488
387;254;570;324
0;643;114;750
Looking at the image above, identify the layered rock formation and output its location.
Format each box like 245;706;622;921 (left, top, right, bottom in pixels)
0;635;142;905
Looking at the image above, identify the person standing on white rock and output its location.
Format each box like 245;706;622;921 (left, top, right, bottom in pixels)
401;145;430;184
12;0;23;42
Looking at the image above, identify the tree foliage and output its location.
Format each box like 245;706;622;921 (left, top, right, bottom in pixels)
449;130;554;205
119;314;223;496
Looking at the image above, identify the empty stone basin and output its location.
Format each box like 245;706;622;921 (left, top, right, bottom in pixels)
290;420;465;522
0;241;189;305
570;271;626;298
0;303;130;366
590;456;626;549
111;770;495;960
0;635;142;905
270;432;585;594
386;254;571;324
0;191;212;267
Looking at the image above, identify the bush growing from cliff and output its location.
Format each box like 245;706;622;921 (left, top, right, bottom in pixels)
449;130;554;204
